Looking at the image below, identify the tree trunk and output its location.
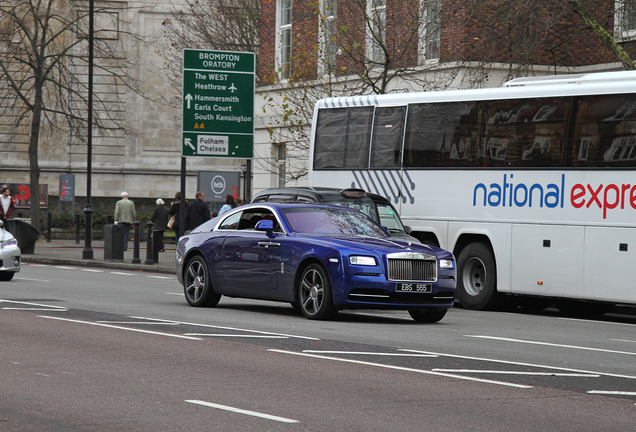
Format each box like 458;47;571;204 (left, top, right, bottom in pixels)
29;88;43;230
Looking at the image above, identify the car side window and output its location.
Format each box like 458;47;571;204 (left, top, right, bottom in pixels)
218;212;241;230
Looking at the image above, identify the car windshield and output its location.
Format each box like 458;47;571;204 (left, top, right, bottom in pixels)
320;198;379;221
375;202;405;233
283;207;389;237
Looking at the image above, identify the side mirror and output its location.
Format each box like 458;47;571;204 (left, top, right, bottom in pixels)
381;225;390;235
0;220;3;228
404;225;412;234
254;219;274;237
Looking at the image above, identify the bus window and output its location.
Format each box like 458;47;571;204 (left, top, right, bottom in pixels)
370;106;406;168
403;101;481;168
568;94;636;167
482;98;569;168
314;107;374;169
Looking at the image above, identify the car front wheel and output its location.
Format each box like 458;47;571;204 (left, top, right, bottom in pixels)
0;271;15;281
298;263;337;320
183;255;221;307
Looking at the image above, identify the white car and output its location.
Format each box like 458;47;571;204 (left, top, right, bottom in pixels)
0;220;21;281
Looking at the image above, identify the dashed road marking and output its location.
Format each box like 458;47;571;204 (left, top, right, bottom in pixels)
185;400;299;423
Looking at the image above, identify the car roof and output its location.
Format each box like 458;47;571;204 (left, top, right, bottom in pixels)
252;187;371;201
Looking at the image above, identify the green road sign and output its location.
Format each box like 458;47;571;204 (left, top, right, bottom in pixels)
182;49;255;158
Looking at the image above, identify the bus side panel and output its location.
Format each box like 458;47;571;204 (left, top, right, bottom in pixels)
511;224;585;298
448;222;512;295
584;227;636;304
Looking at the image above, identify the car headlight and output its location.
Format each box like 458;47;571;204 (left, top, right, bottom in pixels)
439;259;455;269
1;239;18;249
349;256;377;266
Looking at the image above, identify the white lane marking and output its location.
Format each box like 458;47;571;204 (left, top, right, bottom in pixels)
0;300;67;311
432;369;599;377
400;349;636;381
55;266;76;270
303;351;437;357
130;316;321;341
147;275;172;279
611;339;636;344
185;400;299;424
559;317;636;328
81;269;103;273
96;321;179;325
109;272;135;276
14;277;50;282
269;349;531;389
466;335;636;357
38;316;202;340
184;334;289;338
587;390;636;396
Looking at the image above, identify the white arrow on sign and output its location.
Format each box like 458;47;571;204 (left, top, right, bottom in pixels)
184;93;193;109
184;138;195;151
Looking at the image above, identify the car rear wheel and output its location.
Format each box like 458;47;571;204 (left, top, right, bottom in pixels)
183;255;221;307
0;271;15;281
298;263;337;320
408;309;447;323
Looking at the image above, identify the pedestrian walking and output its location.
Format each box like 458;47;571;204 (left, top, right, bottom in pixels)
169;192;184;243
150;198;169;252
218;194;237;217
184;192;210;231
114;191;136;251
0;187;15;223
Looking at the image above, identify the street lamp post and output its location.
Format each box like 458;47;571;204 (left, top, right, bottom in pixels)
82;0;95;260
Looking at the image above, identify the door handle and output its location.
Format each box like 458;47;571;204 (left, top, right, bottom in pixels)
258;241;281;248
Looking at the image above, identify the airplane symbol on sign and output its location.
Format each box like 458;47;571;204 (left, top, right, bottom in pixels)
229;83;237;93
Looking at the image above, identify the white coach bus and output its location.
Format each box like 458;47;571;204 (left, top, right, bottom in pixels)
308;71;636;314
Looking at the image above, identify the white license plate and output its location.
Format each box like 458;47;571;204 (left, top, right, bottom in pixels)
396;283;432;293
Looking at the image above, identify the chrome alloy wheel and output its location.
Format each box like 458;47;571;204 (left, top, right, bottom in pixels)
300;268;324;315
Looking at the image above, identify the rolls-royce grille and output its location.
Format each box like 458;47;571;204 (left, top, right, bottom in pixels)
388;258;437;282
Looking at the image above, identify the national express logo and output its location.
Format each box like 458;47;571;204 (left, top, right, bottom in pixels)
473;174;636;219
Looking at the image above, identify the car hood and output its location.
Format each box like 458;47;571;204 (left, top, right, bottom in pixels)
292;233;444;256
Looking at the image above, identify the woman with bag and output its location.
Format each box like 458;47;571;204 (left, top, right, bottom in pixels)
169;192;184;243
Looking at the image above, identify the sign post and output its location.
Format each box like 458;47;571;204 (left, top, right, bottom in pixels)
182;49;255;158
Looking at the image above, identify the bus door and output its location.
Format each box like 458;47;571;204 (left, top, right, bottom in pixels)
357;105;409;210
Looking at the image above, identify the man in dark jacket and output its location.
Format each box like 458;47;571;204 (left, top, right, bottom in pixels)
184;191;210;231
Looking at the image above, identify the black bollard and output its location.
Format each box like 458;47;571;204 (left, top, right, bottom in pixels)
75;214;81;244
47;213;52;242
132;221;141;264
144;221;154;265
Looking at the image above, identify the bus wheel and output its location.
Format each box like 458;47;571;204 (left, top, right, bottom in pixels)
456;242;498;310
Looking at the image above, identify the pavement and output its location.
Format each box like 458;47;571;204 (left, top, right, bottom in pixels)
20;238;176;274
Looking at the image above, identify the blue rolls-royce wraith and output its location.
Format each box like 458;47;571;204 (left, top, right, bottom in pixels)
176;202;455;322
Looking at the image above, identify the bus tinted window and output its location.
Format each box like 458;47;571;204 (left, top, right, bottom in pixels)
568;94;636;167
370;106;406;168
314;107;374;168
404;101;481;167
482;98;569;168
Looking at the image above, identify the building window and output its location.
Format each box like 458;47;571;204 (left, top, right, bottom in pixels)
278;0;293;79
277;144;287;187
319;0;338;74
419;0;440;62
615;0;636;41
367;0;386;65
